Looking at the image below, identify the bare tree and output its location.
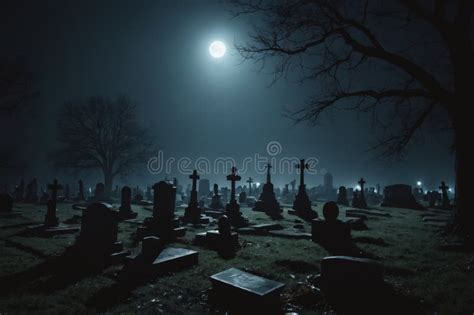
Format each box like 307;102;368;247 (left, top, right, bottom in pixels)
232;0;473;245
0;58;37;114
55;96;153;196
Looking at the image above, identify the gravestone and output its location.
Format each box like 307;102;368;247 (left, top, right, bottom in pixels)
439;181;451;210
24;178;39;203
65;202;129;268
118;186;138;220
145;186;152;201
246;177;253;196
312;202;352;255
94;183;106;201
427;190;439;207
337;186;349;206
77;179;85;201
136;181;186;242
194;215;239;258
182;170;209;224
253;163;283;219
381;184;424;210
225;167;248;227
239;190;247;204
123;236;198;278
209;184;224;210
209;268;285;313
356;178;368;209
289;159;318;221
198;178;211;198
44;179;62;227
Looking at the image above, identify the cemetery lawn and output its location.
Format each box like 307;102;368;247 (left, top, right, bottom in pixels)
1;202;473;314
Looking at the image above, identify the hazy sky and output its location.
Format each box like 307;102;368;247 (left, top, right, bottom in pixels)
1;0;455;191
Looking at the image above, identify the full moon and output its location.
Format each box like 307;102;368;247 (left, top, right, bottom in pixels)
209;41;226;58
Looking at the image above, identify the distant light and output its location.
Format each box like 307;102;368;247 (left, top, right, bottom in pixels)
355;185;361;191
448;188;453;192
255;182;261;187
209;41;226;58
374;189;378;194
417;181;422;186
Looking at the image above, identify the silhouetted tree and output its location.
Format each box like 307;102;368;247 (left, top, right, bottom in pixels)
0;58;37;114
232;0;473;245
55;96;153;196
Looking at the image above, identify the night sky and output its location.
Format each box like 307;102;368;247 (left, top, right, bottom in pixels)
1;0;454;191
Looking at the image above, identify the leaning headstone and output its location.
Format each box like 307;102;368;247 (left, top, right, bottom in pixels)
136;181;186;242
118;186;138;220
64;202;129;268
253;163;283;219
123;236;198;278
209;268;285;313
289;159;318;221
225;167;248;227
381;184;424;210
337;186;349;206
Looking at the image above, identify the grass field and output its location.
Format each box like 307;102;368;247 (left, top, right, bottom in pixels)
0;201;473;314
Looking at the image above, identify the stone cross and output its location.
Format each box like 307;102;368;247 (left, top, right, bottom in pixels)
189;170;200;206
295;159;309;187
48;179;63;210
358;178;366;191
246;177;253;196
266;163;272;184
226;167;241;203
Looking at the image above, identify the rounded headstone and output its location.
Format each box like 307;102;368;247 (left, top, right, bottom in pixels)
323;201;339;222
218;215;231;236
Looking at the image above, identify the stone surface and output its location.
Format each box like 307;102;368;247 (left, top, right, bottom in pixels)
210;268;285;312
381;184;425;210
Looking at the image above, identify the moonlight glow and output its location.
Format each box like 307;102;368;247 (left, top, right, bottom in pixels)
209;41;226;58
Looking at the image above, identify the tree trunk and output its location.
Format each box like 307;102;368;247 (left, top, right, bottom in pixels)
103;168;114;198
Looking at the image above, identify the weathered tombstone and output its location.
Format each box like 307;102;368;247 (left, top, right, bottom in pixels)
123;236;198;278
118;186;138;220
239;190;247;204
182;170;209;224
210;184;224;210
198;178;211;198
289;159;318;221
246;177;253;196
77;179;85;201
312;202;352;255
44;179;62;227
94;183;105;201
337;186;349;206
351;190;360;208
439;181;451;210
427;190;439;207
253;163;283;219
65;202;129;268
136;181;186;242
381;184;425;210
209;268;285;313
194;215;239;258
356;178;368;209
225;167;248;227
24;178;39;203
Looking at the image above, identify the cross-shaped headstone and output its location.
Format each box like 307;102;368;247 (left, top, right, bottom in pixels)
227;167;241;202
266;163;272;184
295;159;309;187
358;178;366;191
246;177;253;195
190;170;200;192
48;178;63;209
